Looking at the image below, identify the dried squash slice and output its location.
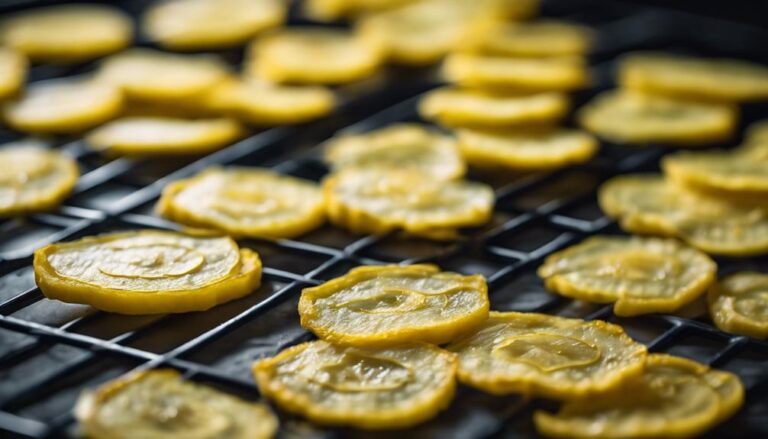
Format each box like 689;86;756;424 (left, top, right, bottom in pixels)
299;264;489;346
76;369;277;439
253;340;457;429
534;354;744;439
158;167;325;239
578;90;737;145
447;311;646;399
708;272;768;339
143;0;286;50
304;0;410;21
0;48;26;100
663;149;768;198
324;123;465;180
419;87;569;128
456;127;597;170
34;230;261;314
538;236;716;316
460;20;594;58
598;174;682;236
0;142;78;216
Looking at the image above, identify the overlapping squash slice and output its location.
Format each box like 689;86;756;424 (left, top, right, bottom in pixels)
253;340;457;429
323;123;465;180
578;90;737;145
34;230;261;314
0;4;132;63
143;0;287;50
76;369;277;439
456;127;597;170
3;80;123;134
534;354;744;439
708;272;768;339
619;52;768;102
86;117;243;156
447;312;646;399
0;142;78;216
247;28;381;84
304;0;410;21
158;167;325;239
460;20;594;57
538;236;717;316
0;48;26;100
419;87;569;128
324;167;494;237
662;149;768;198
299;264;489;346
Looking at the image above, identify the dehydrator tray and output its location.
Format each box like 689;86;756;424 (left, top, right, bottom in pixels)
0;0;767;437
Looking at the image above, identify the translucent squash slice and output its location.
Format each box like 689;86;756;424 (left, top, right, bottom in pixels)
299;264;489;346
143;0;287;50
0;4;132;63
97;49;229;102
34;230;261;314
534;354;745;439
253;340;457;429
3;80;123;134
323;123;465;180
578;90;737;145
447;311;646;399
708;272;768;339
460;20;594;58
0;48;26;101
619;52;768;102
419;87;569;128
456;127;597;170
442;53;590;92
76;369;278;439
86;117;243;156
324;167;494;238
598;174;681;236
662;149;768;198
0;142;78;216
538;236;717;317
304;0;409;21
158;167;325;239
247;28;382;85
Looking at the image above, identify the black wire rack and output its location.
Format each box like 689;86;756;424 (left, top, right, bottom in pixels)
1;1;767;438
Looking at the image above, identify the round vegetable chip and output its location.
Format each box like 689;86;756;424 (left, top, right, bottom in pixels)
0;142;78;216
619;52;768;102
709;272;768;339
34;230;261;314
158;167;325;239
324;123;465;180
253;340;457;429
538;236;717;316
0;4;132;63
76;369;278;439
0;48;26;100
304;0;409;21
535;354;744;439
578;90;737;145
3;80;123;134
299;264;489;346
460;20;594;58
447;312;646;399
456;127;597;170
143;0;286;50
663;149;768;198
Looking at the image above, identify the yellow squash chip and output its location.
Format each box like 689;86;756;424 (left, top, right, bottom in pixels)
419;87;569;128
460;20;594;57
299;264;489;346
534;354;744;439
0;142;78;216
304;0;409;21
538;236;717;316
76;369;277;439
247;28;382;84
619;52;768;102
0;4;132;63
34;230;261;314
3;80;123;134
456;127;597;170
447;311;646;399
708;272;768;339
324;167;494;237
143;0;287;50
158;167;325;239
442;53;590;92
86;117;243;156
0;48;26;100
663;149;768;198
253;340;457;429
578;90;737;145
324;123;465;180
